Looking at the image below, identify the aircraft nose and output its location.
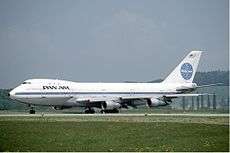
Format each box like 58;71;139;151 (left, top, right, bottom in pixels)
8;90;16;99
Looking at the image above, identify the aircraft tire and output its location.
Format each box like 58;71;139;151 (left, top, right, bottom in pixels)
113;108;119;113
101;108;119;113
29;109;35;114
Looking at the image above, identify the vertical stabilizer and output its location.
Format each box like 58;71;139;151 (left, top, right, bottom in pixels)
162;51;202;84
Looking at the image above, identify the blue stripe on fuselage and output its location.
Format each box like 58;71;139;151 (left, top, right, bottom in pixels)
15;91;178;95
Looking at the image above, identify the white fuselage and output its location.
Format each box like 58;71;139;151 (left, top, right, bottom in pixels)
9;79;196;107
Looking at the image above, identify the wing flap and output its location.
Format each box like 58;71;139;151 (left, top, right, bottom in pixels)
66;97;105;108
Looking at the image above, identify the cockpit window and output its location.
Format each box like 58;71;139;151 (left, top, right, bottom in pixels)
22;82;31;84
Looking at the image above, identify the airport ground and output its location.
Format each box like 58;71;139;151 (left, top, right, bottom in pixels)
0;114;229;152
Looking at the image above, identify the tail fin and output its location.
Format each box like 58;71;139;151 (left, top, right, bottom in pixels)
162;51;202;84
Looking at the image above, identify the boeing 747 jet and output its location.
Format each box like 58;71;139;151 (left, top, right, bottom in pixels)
9;51;216;114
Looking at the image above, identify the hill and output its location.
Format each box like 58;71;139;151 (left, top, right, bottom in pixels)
193;71;229;86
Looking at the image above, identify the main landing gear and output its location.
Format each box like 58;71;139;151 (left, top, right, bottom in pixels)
100;108;119;114
84;108;95;114
84;108;120;114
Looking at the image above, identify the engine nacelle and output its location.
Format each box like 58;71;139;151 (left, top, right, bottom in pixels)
147;98;168;107
102;100;121;110
52;106;72;110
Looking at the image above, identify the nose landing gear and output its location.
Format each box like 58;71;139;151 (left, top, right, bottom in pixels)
28;105;35;114
29;109;35;114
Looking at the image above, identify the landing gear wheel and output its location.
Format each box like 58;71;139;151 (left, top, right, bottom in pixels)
85;108;95;114
29;105;35;114
85;110;91;114
100;108;119;113
112;108;119;113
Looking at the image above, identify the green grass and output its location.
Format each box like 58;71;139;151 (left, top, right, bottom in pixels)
0;119;229;152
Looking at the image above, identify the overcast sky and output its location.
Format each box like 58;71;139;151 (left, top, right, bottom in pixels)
0;0;228;88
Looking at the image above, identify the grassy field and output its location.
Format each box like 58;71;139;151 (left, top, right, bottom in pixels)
0;116;229;152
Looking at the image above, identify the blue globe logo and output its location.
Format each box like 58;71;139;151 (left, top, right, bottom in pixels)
180;63;193;80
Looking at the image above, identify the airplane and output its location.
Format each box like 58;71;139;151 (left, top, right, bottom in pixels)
9;50;218;114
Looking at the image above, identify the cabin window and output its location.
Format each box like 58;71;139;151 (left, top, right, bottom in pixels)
22;82;31;84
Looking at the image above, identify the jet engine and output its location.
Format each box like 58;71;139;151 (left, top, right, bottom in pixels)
101;100;121;110
146;98;169;107
52;106;72;110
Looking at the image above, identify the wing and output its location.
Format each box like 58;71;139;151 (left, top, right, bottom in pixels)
121;93;210;107
66;97;107;108
121;93;208;100
65;93;209;109
66;96;126;109
66;96;145;109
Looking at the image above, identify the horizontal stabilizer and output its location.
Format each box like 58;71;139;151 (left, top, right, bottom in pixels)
197;83;223;88
164;93;211;98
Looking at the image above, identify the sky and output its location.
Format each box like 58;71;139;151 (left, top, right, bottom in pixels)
0;0;229;88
